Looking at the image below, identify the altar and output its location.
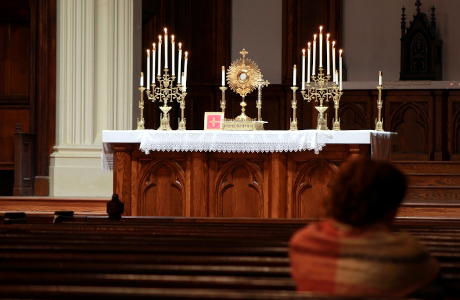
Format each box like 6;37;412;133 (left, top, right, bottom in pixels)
102;130;391;218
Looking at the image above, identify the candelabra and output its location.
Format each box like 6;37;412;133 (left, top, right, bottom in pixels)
301;67;342;130
137;86;146;130
290;86;298;130
375;84;384;131
145;68;186;130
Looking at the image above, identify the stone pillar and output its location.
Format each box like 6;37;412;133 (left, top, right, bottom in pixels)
50;0;133;196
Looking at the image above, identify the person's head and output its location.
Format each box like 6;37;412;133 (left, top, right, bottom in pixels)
327;156;407;227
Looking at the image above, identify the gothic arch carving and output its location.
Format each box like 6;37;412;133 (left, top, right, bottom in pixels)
292;159;338;218
390;103;428;153
215;159;264;218
339;102;367;130
138;158;186;216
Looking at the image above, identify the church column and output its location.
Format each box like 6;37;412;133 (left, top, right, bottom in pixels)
50;0;133;196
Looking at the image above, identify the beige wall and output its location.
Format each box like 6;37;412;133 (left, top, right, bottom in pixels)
343;0;460;82
232;0;282;84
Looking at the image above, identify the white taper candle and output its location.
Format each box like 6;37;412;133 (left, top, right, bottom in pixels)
152;43;156;83
379;71;382;86
332;41;336;84
164;28;168;69
158;35;162;75
293;64;297;86
221;66;225;86
171;35;175;75
140;72;144;87
339;49;343;91
146;50;150;88
301;49;306;90
312;35;316;76
326;34;330;75
307;43;311;84
177;43;182;84
319;26;323;68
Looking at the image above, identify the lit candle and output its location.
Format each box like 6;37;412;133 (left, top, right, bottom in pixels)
182;72;186;91
339;49;343;91
184;51;188;89
152;43;156;83
332;41;336;84
158;35;162;75
140;72;144;87
312;35;316;76
307;43;311;84
379;71;382;86
171;35;175;76
177;43;182;84
319;26;323;68
164;28;168;69
301;49;306;90
326;34;330;75
221;66;225;86
146;50;150;88
293;64;297;86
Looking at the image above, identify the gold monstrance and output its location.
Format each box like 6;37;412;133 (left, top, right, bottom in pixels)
222;49;266;130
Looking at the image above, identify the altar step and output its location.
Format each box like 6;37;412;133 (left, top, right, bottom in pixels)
394;161;460;218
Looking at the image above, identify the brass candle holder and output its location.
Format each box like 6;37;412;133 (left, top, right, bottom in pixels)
290;86;298;130
257;75;270;121
137;86;146;130
375;84;384;131
219;86;227;113
301;67;342;130
145;68;186;130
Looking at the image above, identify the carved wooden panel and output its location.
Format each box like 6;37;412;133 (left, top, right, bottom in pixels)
448;91;460;161
138;158;186;216
291;159;337;219
210;155;265;218
387;91;433;161
338;90;373;130
0;107;29;170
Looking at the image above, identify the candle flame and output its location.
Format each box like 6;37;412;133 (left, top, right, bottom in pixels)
185;51;188;58
313;34;317;40
332;41;336;46
147;49;150;56
308;42;311;48
164;28;167;34
171;35;175;43
159;35;162;42
327;33;330;39
339;49;343;56
302;49;306;55
179;42;182;49
153;43;156;50
319;26;323;32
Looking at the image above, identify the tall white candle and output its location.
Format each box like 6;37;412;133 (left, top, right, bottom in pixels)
379;71;382;86
301;49;306;90
171;35;175;75
221;66;225;86
326;34;330;75
177;43;182;84
164;28;168;69
157;36;162;75
182;72;186;91
140;72;144;87
307;43;311;84
312;35;316;76
332;41;336;84
335;70;339;86
184;51;188;89
152;43;156;83
339;49;343;91
293;64;297;86
146;50;150;88
319;26;323;68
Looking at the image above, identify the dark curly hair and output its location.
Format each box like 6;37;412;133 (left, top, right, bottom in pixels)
326;156;407;227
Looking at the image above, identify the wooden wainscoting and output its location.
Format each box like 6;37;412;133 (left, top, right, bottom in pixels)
0;197;108;215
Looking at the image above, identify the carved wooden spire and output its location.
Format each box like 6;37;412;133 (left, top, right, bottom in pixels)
415;0;422;13
401;6;406;38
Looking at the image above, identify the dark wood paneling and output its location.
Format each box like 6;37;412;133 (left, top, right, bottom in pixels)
0;107;29;170
10;23;30;95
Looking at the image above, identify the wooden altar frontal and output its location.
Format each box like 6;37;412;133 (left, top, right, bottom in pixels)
102;130;391;219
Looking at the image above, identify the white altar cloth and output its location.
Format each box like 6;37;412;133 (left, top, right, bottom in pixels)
102;130;392;171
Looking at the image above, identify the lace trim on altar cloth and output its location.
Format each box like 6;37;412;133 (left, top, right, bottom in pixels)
138;130;332;155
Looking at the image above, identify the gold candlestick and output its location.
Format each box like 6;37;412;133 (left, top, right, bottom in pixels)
257;75;270;121
332;83;343;131
178;87;187;130
375;84;384;131
219;86;227;113
290;86;298;130
137;86;146;130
